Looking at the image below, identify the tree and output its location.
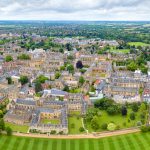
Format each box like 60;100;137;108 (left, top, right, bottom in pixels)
91;116;99;131
35;81;42;93
94;98;113;110
63;85;69;92
79;127;85;132
0;110;3;118
107;123;116;131
0;129;2;135
76;60;83;69
17;54;30;60
67;55;74;60
67;64;74;73
139;87;144;96
106;105;119;115
85;108;99;122
131;103;139;112
140;65;148;74
59;131;64;135
66;43;72;51
140;113;145;120
55;72;61;79
59;48;64;53
19;76;29;85
0;119;5;130
139;103;146;112
6;77;12;85
130;112;135;120
127;61;138;71
107;107;116;115
90;85;95;92
6;127;12;136
101;123;107;130
79;76;85;85
121;106;127;116
5;55;13;62
60;66;65;71
36;75;49;83
80;68;86;74
140;125;148;133
50;130;56;134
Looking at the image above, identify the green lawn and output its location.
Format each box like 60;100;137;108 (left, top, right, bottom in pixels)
109;49;130;54
128;42;150;47
41;119;60;125
100;73;106;77
1;132;150;150
69;111;81;115
5;122;29;133
69;88;81;93
85;109;145;132
68;116;83;134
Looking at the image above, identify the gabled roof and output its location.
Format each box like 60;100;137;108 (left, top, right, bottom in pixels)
16;98;36;106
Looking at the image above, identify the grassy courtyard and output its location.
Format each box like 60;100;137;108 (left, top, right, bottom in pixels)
85;109;146;132
1;132;150;150
5;122;29;133
41;119;60;125
100;73;106;78
69;111;81;116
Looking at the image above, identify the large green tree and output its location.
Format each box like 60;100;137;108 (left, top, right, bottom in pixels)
5;55;13;62
91;116;99;131
35;81;42;93
19;76;29;85
67;64;74;73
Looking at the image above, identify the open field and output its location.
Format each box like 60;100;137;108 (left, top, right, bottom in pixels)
86;109;145;132
128;42;150;47
1;132;150;150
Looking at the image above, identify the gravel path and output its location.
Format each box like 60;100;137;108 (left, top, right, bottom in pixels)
13;128;140;139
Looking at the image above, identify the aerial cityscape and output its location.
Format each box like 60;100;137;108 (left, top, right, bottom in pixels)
0;0;150;150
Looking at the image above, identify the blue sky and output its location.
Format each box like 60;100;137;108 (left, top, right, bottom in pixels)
0;0;150;21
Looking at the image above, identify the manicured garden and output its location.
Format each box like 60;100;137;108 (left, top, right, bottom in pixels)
85;109;144;132
1;132;150;150
84;98;148;133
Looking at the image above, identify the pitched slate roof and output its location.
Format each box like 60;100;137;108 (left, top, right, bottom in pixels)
16;98;36;106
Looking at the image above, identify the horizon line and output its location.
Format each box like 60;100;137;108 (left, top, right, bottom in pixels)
0;20;150;22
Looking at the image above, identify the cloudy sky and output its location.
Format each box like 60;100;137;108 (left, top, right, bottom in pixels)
0;0;150;21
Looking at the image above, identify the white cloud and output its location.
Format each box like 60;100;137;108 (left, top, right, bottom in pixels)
0;0;149;20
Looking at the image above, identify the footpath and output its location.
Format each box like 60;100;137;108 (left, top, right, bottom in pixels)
13;128;140;139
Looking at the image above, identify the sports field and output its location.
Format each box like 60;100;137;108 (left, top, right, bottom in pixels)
0;132;150;150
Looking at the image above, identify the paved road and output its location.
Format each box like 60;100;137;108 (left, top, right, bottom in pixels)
13;128;140;139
